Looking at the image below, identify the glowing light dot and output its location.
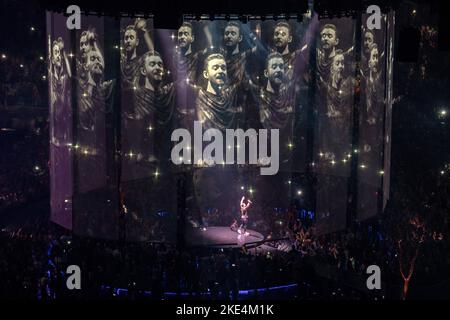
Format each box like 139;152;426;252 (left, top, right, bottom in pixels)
30;26;35;31
1;54;6;59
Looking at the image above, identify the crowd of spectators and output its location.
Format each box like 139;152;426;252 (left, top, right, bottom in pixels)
0;54;47;108
0;122;49;212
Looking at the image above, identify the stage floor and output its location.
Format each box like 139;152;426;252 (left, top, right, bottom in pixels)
186;226;265;248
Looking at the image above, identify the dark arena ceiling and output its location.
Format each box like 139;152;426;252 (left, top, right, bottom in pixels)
37;0;400;17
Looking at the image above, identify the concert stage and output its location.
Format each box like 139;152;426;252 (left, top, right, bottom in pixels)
186;226;265;248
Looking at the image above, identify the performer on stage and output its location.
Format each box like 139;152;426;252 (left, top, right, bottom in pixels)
239;196;252;236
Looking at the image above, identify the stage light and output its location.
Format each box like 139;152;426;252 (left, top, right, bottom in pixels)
39;56;44;60
288;180;291;185
1;54;6;59
114;45;119;49
297;190;303;196
360;164;366;169
41;75;46;80
439;109;447;118
241;186;244;190
440;170;445;175
20;64;24;68
154;169;160;177
148;126;153;131
353;149;359;154
379;170;384;175
30;26;35;31
171;33;175;40
133;86;137;90
34;165;40;171
68;53;74;58
288;142;293;149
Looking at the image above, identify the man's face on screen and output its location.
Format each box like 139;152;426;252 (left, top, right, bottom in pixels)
80;35;90;59
124;29;139;53
224;25;241;48
331;54;344;79
321;27;338;51
143;54;164;82
369;47;379;72
364;32;375;55
52;44;61;68
178;26;194;49
266;57;285;85
274;26;291;49
205;58;227;86
86;51;104;76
